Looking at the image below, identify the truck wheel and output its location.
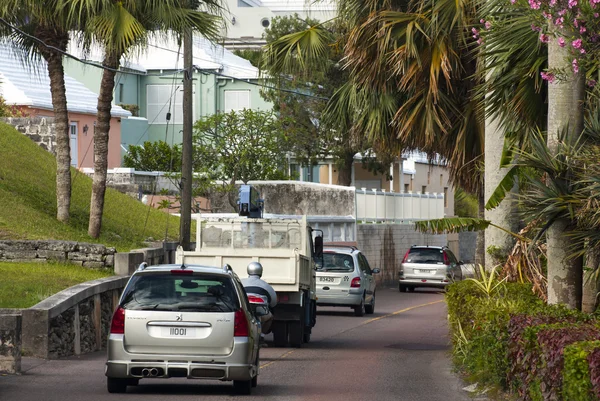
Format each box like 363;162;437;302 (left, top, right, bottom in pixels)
303;332;311;343
288;321;304;348
233;379;252;395
272;321;288;347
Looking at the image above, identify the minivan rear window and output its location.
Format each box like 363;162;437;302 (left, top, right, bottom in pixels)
120;273;240;312
318;253;355;272
406;249;445;264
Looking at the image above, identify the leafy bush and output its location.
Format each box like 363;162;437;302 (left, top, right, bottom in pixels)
563;341;600;401
588;347;600;399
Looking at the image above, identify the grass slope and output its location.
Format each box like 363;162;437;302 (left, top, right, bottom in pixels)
0;122;179;251
0;262;113;308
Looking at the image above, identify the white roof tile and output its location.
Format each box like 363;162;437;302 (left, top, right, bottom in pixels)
0;43;131;118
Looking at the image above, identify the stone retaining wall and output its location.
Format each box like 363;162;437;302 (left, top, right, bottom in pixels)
0;314;21;373
0;240;116;268
2;117;56;154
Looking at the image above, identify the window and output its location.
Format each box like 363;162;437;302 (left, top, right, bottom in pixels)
146;84;195;124
404;183;410;193
224;90;250;112
319;252;354;272
427;171;431;184
118;83;124;103
440;174;444;186
422;185;427;194
444;187;448;207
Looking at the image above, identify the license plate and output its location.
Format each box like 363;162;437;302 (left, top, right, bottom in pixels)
319;276;335;282
162;327;195;337
416;269;433;274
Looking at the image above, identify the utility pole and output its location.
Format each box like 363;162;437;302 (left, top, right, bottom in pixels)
179;29;193;251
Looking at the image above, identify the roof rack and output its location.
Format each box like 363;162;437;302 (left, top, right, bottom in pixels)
223;264;233;274
324;244;358;251
137;262;148;271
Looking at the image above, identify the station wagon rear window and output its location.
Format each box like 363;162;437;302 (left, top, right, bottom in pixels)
318;253;355;272
406;249;445;264
120;273;240;312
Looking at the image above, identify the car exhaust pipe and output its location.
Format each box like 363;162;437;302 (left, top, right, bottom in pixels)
142;368;150;377
150;368;158;377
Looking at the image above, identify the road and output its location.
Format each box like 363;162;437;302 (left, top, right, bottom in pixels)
0;288;474;401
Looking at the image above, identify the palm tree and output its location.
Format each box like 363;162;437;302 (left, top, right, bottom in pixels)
64;0;222;238
0;0;74;223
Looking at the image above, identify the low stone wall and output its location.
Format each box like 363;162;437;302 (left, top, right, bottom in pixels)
0;240;116;268
21;276;128;359
0;314;21;374
2;117;56;154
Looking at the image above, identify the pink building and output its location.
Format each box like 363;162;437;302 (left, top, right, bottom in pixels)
0;44;131;168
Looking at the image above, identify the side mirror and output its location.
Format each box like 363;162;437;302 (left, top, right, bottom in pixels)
252;305;269;317
372;268;381;274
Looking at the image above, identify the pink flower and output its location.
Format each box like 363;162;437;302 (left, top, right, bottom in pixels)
541;72;556;83
580;26;587;33
555;16;564;27
558;37;566;47
580;48;586;53
540;33;550;42
595;13;600;17
528;0;541;8
568;0;578;8
480;19;485;23
549;0;557;6
588;80;597;87
485;21;492;29
558;9;567;15
572;38;583;48
574;19;579;28
477;38;484;45
472;27;479;35
532;24;541;31
573;59;579;74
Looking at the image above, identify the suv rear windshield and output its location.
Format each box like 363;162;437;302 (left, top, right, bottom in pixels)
121;273;240;312
406;248;446;264
318;253;355;272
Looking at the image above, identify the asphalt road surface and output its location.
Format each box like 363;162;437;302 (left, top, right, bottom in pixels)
0;288;475;401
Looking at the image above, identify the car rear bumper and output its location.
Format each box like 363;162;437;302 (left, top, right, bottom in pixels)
316;291;363;307
105;335;257;381
398;278;451;288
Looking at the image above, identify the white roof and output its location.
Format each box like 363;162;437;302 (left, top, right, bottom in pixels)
0;43;131;118
67;35;260;80
259;0;336;12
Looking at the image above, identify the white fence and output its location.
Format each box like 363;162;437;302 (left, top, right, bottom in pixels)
355;189;444;223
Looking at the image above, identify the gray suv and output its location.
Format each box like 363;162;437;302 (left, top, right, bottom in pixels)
316;246;380;316
105;264;261;395
398;245;463;291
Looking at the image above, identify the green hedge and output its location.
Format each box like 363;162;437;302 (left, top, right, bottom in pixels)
446;280;600;400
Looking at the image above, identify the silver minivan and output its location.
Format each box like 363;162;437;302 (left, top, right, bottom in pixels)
398;245;463;291
315;246;380;316
105;264;261;395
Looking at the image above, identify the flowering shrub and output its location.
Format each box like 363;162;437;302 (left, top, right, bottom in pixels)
563;341;600;400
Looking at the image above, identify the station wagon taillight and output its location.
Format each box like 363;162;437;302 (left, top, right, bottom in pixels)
443;252;449;265
110;307;125;334
351;277;361;288
402;250;410;263
234;309;249;337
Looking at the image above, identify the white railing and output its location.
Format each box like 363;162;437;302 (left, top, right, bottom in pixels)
355;188;444;223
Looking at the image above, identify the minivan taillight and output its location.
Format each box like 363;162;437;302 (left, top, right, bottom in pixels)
443;251;449;264
110;307;125;334
402;250;410;263
351;277;361;288
234;309;249;337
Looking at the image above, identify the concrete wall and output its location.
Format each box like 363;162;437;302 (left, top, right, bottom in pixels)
21;276;128;359
458;231;478;264
357;224;448;286
0;241;116;268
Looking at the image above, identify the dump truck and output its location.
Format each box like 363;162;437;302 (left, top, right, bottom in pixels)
175;186;322;347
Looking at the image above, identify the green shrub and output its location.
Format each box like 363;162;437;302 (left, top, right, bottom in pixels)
563;341;600;401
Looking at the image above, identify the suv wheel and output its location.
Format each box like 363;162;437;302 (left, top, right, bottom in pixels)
354;297;365;316
107;378;128;394
365;292;375;314
233;379;252;395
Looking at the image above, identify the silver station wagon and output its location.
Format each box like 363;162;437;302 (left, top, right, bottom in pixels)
315;246;380;316
105;264;261;395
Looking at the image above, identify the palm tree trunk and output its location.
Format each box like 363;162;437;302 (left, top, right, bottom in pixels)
475;185;486;267
582;248;600;313
36;29;71;223
484;116;518;268
337;150;355;186
88;50;119;238
546;24;585;309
